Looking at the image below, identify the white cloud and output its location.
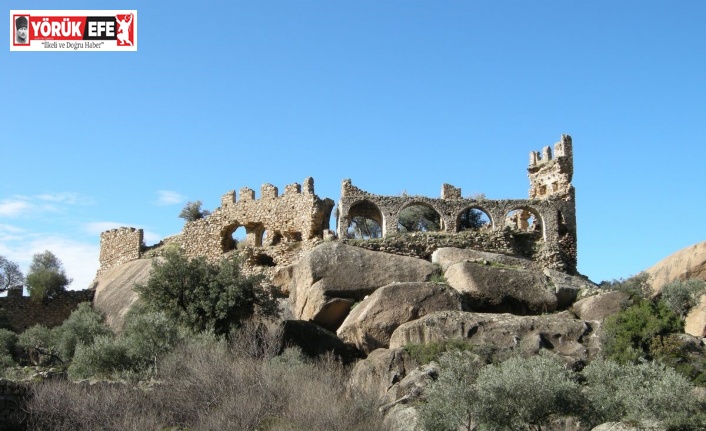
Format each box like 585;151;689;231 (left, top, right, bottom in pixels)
1;235;99;292
35;192;92;205
0;199;31;217
156;190;185;206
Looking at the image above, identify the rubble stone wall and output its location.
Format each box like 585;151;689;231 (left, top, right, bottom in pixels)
0;289;95;333
96;135;578;276
179;177;334;261
98;227;143;275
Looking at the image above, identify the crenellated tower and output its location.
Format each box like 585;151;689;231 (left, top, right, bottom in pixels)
528;134;574;200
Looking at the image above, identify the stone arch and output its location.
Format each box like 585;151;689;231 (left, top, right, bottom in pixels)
505;206;544;239
346;199;384;239
456;206;493;232
221;223;243;252
397;201;444;233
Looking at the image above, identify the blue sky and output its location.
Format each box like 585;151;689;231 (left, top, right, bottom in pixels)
2;0;705;291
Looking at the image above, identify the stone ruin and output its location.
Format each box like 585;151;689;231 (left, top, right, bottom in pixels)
97;135;578;276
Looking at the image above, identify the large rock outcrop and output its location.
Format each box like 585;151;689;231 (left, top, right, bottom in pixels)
389;310;601;364
571;291;632;321
645;241;706;337
437;248;592;314
337;282;462;354
646;241;706;293
432;247;537;272
286;242;435;330
92;258;154;331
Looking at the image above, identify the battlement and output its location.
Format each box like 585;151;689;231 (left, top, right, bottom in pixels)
221;177;317;207
179;177;334;262
528;134;574;200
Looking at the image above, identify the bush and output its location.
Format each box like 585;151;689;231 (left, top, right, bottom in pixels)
602;299;683;364
18;324;59;366
0;328;17;371
121;306;181;374
600;272;652;300
404;339;477;365
28;326;387;431
582;359;706;427
472;355;584;430
68;334;131;380
660;278;706;318
135;248;279;336
54;303;113;362
420;351;482;431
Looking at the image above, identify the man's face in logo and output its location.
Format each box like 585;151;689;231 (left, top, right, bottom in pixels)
17;25;28;41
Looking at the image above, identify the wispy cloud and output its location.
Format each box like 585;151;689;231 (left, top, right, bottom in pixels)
0;192;93;218
156;190;185;206
0;234;99;292
36;192;93;205
0;199;31;217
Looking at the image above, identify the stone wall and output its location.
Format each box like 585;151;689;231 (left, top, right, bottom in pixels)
336;135;578;273
178;177;334;262
98;227;143;275
0;289;95;333
96;135;579;277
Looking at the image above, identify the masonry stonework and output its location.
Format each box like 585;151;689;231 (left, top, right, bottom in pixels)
98;227;143;275
96;135;579;277
0;289;95;333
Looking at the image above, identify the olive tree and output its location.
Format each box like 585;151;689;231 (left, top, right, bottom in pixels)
178;200;211;222
135;248;279;336
25;250;71;300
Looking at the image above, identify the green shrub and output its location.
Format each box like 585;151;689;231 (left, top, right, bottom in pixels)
602;299;682;364
600;272;652;301
472;355;584;430
121;306;181;373
404;339;476;364
660;278;706;318
68;334;131;380
0;328;17;371
18;324;59;366
54;303;113;362
582;359;705;427
135;248;279;336
420;351;481;431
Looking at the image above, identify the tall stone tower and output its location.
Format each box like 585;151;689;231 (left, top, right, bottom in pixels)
528;134;574;200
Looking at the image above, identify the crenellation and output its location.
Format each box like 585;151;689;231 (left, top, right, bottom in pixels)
285;183;302;195
240;187;255;201
261;183;278;199
303;177;315;195
221;190;236;206
97;134;579;277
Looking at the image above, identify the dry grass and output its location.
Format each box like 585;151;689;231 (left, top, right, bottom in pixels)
25;326;387;431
